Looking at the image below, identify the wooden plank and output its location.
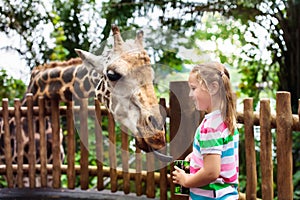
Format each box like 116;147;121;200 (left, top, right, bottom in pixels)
108;112;117;192
259;99;273;200
159;98;168;200
26;94;36;188
38;96;47;187
66;101;75;189
276;92;293;199
0;164;163;183
79;98;89;190
146;153;155;198
15;99;24;188
51;99;61;188
121;126;130;194
95;99;104;190
169;81;199;200
2;98;13;188
244;98;257;200
135;144;142;196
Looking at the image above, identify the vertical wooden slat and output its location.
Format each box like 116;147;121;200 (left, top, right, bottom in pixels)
2;98;13;188
276;92;293;199
66;101;75;189
108;112;117;192
80;98;89;190
121;126;130;194
135;144;142;196
38;96;47;187
259;98;273;200
15;99;23;188
146;153;155;198
51;98;61;188
159;98;168;200
244;98;257;200
26;94;36;188
95;99;104;190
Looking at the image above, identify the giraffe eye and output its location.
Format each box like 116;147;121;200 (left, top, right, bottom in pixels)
107;70;122;81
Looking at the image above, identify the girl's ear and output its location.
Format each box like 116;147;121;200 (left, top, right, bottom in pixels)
208;81;220;96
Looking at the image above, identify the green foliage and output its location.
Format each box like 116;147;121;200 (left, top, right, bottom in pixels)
49;12;69;61
0;69;26;106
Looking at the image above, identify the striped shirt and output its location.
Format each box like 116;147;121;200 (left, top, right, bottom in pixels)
190;110;239;199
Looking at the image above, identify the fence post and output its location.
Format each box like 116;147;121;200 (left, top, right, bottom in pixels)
159;98;168;200
14;98;24;188
276;92;293;200
79;98;89;190
38;96;47;188
135;142;142;196
26;93;36;188
51;98;61;188
259;98;273;200
66;100;75;189
95;99;104;190
2;98;13;188
244;98;257;200
121;126;130;194
108;112;117;192
146;153;155;198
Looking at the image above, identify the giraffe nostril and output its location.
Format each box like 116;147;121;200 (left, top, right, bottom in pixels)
148;115;159;129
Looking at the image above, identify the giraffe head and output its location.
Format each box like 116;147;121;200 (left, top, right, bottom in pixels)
76;25;170;159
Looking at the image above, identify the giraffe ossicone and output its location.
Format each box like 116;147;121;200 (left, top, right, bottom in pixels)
76;25;172;162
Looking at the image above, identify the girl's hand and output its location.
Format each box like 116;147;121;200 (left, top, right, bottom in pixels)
172;166;190;187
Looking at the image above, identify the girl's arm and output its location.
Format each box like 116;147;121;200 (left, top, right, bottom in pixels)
172;154;221;188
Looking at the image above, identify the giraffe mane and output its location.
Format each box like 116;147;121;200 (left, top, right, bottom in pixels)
34;57;82;71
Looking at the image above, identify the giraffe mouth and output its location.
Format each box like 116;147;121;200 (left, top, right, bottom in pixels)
135;128;173;162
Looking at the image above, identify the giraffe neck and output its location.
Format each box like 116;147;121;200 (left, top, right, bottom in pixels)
26;58;101;103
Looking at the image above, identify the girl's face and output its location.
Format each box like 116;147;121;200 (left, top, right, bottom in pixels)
188;73;212;112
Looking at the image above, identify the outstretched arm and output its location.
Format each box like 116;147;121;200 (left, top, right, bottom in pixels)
172;154;221;188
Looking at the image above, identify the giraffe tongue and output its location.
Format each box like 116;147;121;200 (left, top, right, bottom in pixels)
152;149;173;163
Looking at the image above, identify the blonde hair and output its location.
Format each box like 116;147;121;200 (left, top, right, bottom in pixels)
191;62;236;135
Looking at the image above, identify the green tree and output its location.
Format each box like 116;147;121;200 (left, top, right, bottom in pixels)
0;69;26;105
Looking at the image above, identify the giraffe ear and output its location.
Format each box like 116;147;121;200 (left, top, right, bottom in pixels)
135;30;144;50
75;49;104;74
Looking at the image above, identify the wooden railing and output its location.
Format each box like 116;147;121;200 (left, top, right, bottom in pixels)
0;81;298;200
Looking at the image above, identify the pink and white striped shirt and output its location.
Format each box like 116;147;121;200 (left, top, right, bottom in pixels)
189;110;239;199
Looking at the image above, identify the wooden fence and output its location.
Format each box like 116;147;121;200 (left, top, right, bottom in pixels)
0;81;298;200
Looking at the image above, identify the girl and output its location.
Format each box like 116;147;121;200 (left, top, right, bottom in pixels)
172;62;239;199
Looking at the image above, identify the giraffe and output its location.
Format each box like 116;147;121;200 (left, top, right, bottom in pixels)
26;25;171;160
